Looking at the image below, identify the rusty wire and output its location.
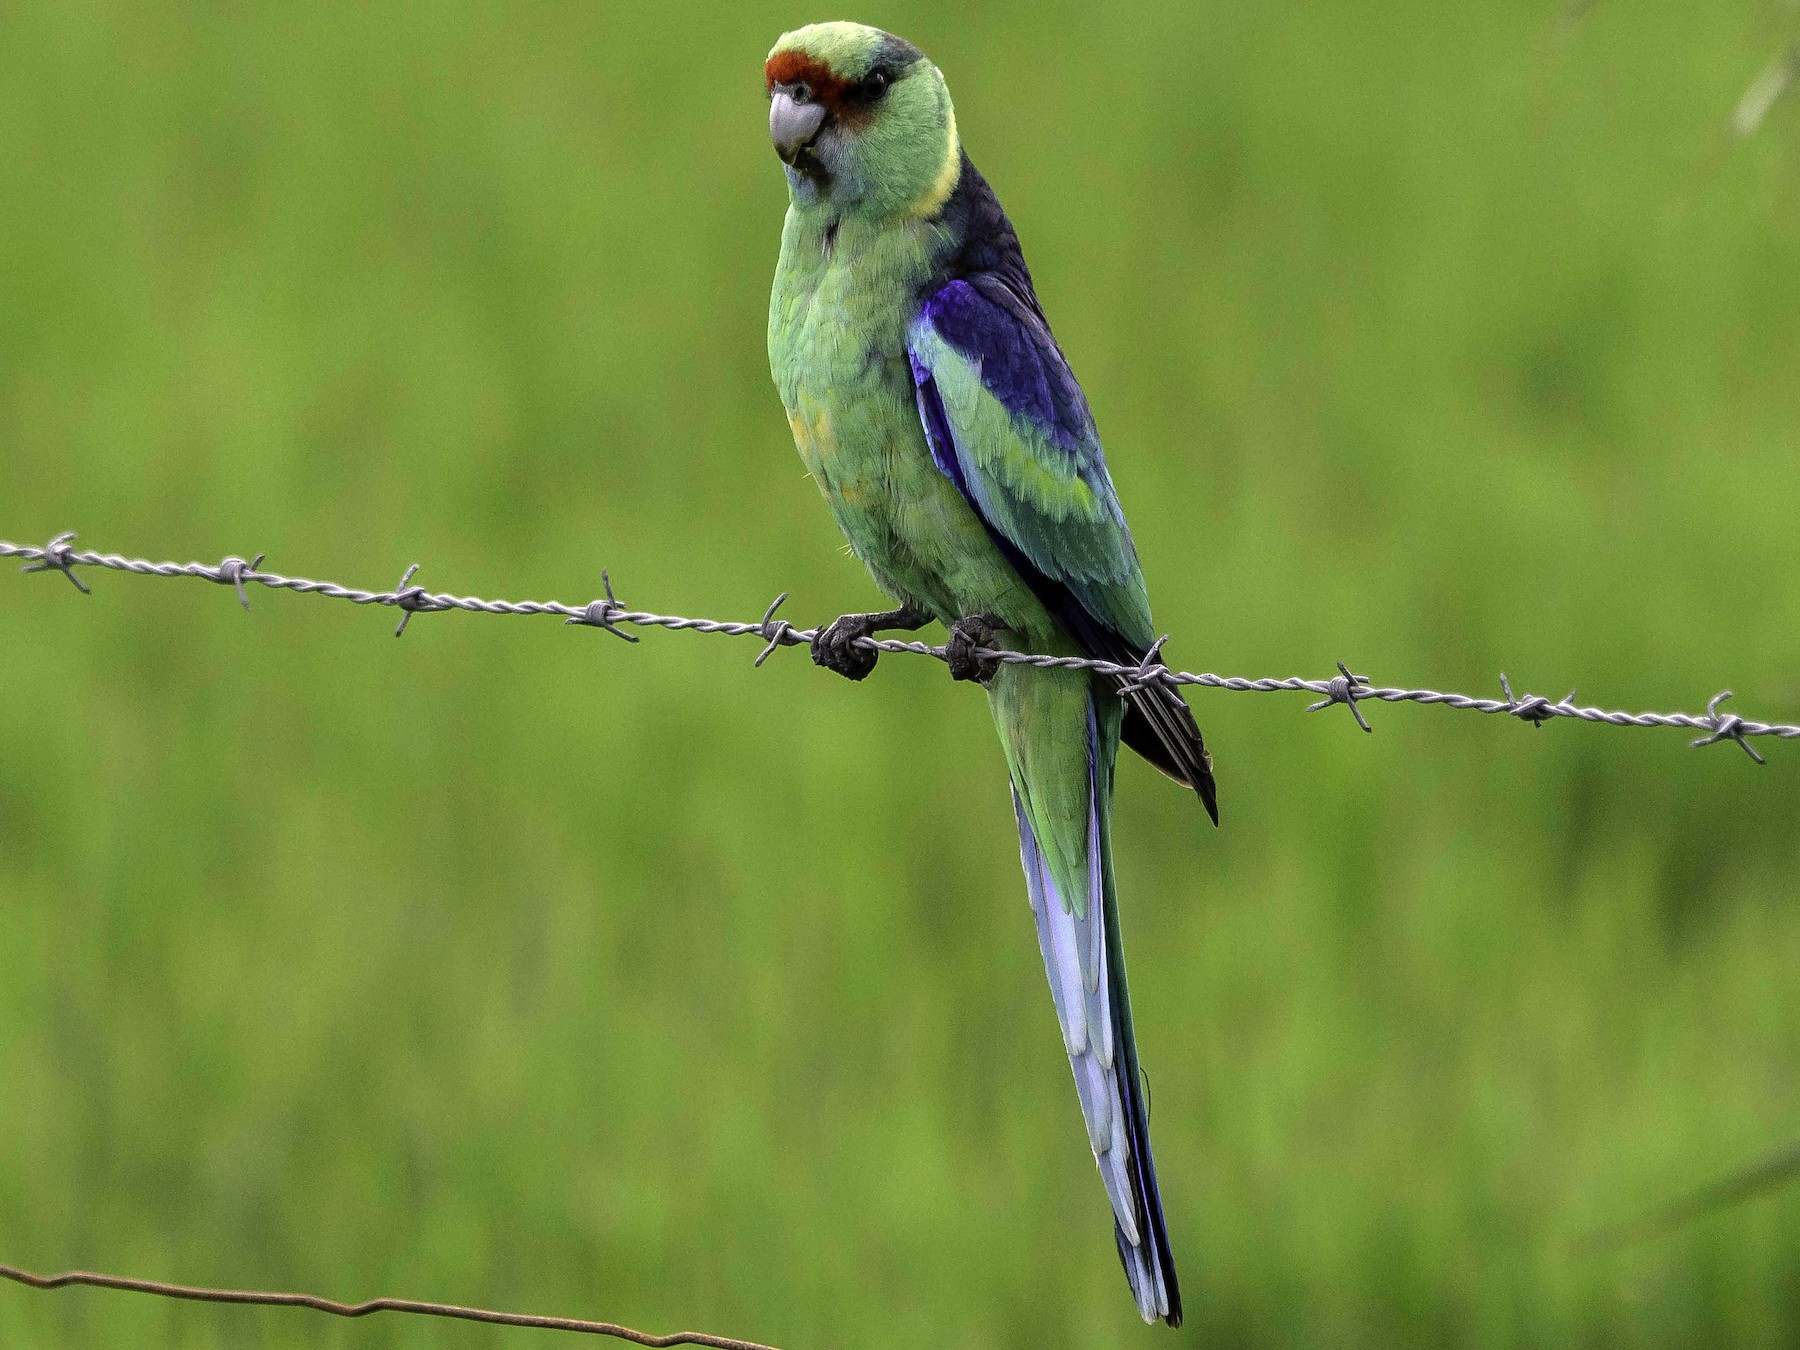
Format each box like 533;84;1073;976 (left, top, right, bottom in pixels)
0;1263;782;1348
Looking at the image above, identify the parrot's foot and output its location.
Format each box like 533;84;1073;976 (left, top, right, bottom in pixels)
946;614;1003;684
812;614;880;681
811;604;931;682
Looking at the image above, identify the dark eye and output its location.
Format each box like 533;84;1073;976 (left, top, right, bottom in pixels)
860;70;889;99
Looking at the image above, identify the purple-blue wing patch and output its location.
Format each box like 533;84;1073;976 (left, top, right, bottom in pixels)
919;278;1098;454
908;346;969;497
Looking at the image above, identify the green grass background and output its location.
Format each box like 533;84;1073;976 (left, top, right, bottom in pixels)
3;2;1800;1345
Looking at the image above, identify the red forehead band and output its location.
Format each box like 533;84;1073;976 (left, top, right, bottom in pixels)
764;51;853;110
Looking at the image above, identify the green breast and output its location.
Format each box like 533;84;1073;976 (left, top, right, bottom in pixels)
768;208;924;495
768;205;1055;638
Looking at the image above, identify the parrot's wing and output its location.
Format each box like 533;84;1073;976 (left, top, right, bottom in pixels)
907;276;1217;819
907;275;1152;651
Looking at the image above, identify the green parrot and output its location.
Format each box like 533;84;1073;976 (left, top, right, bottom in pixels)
765;21;1216;1326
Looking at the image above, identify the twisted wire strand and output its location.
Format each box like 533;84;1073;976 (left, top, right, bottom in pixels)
4;532;1794;755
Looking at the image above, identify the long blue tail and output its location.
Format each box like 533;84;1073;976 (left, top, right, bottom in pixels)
1008;692;1181;1326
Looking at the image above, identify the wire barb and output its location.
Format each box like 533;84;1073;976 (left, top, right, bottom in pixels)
1691;690;1767;765
213;553;265;611
0;531;1795;757
753;592;796;668
1499;672;1557;728
19;531;89;594
1117;634;1174;696
566;570;640;643
390;562;431;638
1307;661;1373;733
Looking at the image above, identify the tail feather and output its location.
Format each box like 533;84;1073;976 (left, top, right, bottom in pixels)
1006;687;1181;1326
1105;842;1180;1324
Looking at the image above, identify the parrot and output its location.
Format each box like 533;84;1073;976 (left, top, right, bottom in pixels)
764;21;1216;1326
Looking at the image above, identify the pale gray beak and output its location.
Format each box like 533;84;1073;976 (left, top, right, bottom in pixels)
770;90;827;164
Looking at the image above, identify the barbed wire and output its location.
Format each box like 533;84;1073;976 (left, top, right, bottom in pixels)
0;1262;783;1348
3;531;1795;758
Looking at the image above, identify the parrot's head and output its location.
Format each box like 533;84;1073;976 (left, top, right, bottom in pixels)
765;22;959;217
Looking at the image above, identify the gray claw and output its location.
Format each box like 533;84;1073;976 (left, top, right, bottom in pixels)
946;614;1001;684
811;614;878;681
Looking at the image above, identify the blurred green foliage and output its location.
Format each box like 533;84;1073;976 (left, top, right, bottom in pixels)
3;2;1800;1346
